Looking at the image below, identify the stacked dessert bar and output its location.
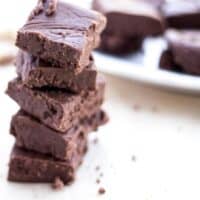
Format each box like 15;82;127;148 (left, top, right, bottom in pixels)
6;0;107;185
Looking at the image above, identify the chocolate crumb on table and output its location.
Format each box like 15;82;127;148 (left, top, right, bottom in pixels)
96;179;100;184
93;137;99;145
131;155;136;162
98;187;106;195
95;165;100;171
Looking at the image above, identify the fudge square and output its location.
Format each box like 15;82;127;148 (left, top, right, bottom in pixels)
161;0;200;29
159;30;200;75
92;0;164;37
11;109;108;160
8;143;87;184
6;75;105;132
16;51;97;93
16;1;106;73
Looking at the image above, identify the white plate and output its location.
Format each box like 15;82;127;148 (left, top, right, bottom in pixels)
95;37;200;95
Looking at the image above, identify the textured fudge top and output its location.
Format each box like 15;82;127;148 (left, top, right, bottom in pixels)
23;1;106;36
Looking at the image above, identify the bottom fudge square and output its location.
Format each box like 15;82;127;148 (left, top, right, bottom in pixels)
6;75;105;132
11;109;108;160
8;143;87;184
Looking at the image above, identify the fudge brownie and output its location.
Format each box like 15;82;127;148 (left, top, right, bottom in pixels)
159;50;182;73
8;143;86;184
92;0;164;37
98;32;143;55
11;109;108;160
16;51;97;92
16;1;106;73
161;0;200;29
165;30;200;75
6;75;105;132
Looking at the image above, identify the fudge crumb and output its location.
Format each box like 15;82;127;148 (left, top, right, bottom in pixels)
52;177;64;190
98;187;106;195
99;172;103;177
133;104;141;111
93;137;99;145
96;179;100;184
95;165;100;171
131;155;136;162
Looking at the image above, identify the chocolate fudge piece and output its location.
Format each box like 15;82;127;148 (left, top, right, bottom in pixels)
8;143;86;184
159;50;182;73
6;75;105;132
11;109;108;160
98;32;143;55
16;1;106;73
92;0;164;37
166;30;200;75
161;0;200;29
16;51;97;92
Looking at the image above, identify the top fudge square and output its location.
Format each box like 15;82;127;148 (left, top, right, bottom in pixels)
16;1;106;73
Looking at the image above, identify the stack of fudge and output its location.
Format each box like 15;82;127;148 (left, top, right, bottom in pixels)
6;0;108;186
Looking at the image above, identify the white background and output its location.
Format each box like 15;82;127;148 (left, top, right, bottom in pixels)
1;1;200;200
